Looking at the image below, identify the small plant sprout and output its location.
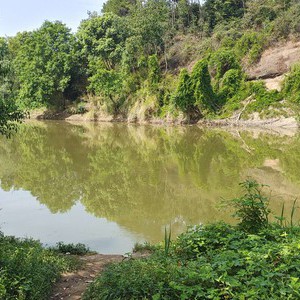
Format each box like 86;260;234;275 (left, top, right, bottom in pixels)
230;180;271;233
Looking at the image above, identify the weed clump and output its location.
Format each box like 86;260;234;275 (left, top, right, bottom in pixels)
0;235;76;300
50;242;92;255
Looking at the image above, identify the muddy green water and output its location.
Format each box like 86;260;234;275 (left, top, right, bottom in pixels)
0;121;300;253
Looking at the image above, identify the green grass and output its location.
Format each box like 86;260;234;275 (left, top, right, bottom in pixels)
0;234;78;300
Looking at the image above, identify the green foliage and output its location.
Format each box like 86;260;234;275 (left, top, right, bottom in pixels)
129;0;169;55
220;80;283;118
102;0;136;17
209;48;240;81
84;222;300;299
0;234;75;300
0;98;24;137
177;0;191;31
219;69;243;100
133;242;158;253
148;54;161;88
229;180;271;233
0;38;14;101
77;13;129;69
247;81;282;113
88;65;124;113
272;3;300;39
275;199;299;229
164;226;172;257
78;13;130;113
235;31;265;64
283;64;300;103
203;0;245;32
172;68;195;113
12;21;78;108
2;0;300;121
84;180;300;299
190;59;216;112
50;242;91;255
83;257;180;300
243;0;288;29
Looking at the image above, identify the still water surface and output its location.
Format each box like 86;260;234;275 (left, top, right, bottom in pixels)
0;121;300;253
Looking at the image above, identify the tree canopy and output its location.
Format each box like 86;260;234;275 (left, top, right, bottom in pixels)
1;0;300;120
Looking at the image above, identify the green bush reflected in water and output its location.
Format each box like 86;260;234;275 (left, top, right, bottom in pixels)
0;122;300;242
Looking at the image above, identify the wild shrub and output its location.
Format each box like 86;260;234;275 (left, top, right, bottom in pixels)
235;32;265;64
172;68;195;114
190;59;216;113
148;54;161;88
84;224;300;299
217;69;244;106
209;48;240;81
50;242;91;255
283;64;300;103
272;2;300;39
0;235;75;300
229;180;271;233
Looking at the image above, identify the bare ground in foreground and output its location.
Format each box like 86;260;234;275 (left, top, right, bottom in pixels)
50;254;123;300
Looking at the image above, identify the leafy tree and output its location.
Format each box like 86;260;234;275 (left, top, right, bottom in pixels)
243;0;288;29
283;64;300;103
12;21;77;108
203;0;245;31
78;13;130;113
78;13;129;69
177;0;191;30
102;0;137;16
88;63;124;113
0;98;24;137
129;0;169;55
0;38;24;136
209;48;240;81
0;38;14;101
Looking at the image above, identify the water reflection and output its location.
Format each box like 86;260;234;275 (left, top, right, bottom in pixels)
0;121;300;252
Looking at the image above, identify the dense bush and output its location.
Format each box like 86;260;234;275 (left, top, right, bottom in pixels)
283;64;300;103
84;180;300;300
190;59;216;113
235;31;266;64
50;242;91;255
209;49;240;81
272;3;300;39
173;68;195;114
84;222;300;300
0;234;75;300
247;81;283;113
219;69;243;100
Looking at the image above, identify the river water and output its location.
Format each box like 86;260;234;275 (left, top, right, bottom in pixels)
0;121;299;253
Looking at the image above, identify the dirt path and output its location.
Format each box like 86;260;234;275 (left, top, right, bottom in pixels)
50;254;123;300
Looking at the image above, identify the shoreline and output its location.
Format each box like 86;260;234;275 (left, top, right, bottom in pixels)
27;109;299;137
29;108;299;128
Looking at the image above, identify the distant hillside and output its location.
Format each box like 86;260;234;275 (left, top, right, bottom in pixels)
1;0;300;125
